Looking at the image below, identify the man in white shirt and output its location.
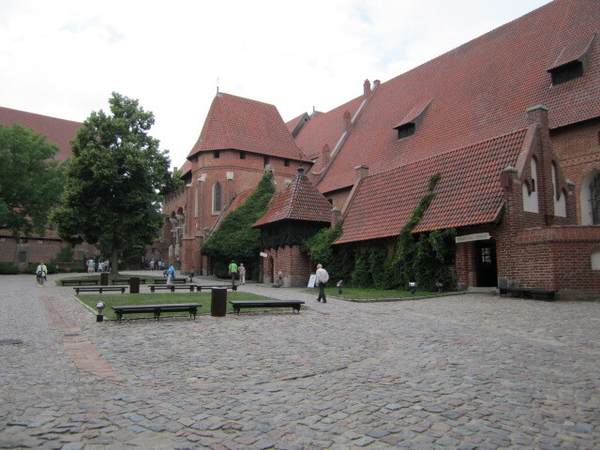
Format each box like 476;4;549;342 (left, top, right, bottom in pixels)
316;264;329;303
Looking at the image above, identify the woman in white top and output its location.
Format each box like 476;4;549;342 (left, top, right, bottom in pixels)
35;261;48;287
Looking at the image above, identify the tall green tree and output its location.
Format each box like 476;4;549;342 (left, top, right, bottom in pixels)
53;92;180;276
0;123;64;240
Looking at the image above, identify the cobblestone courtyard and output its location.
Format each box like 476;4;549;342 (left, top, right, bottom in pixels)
1;273;598;449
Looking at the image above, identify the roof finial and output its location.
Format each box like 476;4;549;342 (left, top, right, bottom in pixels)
216;77;220;95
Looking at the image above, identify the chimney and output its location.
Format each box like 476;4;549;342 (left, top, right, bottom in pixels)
344;110;352;131
526;104;549;130
321;144;331;166
363;79;371;96
355;164;369;179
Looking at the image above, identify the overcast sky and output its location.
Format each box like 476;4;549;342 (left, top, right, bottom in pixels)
1;0;552;168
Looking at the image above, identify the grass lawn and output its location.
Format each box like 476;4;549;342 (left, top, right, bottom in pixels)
77;291;280;320
310;286;449;300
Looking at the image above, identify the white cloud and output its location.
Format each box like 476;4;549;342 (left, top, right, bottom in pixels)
0;0;552;166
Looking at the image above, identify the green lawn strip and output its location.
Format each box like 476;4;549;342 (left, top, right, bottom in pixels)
305;287;448;300
77;291;278;320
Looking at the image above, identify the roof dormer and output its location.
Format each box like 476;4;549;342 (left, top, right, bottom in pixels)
547;34;595;86
394;100;432;140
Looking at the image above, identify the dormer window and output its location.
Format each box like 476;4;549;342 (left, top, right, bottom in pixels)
394;100;432;141
396;123;415;139
547;34;595;86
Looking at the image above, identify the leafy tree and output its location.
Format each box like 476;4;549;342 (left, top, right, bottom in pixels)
0;123;64;240
201;172;275;278
53;92;180;276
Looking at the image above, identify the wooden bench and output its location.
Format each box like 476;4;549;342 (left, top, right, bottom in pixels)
196;284;238;292
62;279;99;286
498;286;558;301
111;278;148;285
149;284;197;293
229;300;305;315
153;277;188;284
111;303;201;322
73;286;127;294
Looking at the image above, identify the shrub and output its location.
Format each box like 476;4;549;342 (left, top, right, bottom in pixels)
0;262;19;274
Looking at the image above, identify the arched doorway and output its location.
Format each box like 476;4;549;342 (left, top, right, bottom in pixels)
476;240;497;287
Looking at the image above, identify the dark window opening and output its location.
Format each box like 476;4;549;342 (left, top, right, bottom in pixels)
214;150;220;159
240;151;246;160
550;61;584;86
284;159;290;167
214;182;222;212
592;173;600;225
264;156;270;166
397;123;415;139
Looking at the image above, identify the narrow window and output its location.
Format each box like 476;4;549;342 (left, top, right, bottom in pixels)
284;159;290;167
214;150;220;159
213;182;222;213
592;173;600;225
264;156;270;166
240;151;246;160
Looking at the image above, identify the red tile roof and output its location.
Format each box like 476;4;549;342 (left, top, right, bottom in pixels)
0;106;80;161
336;127;530;244
187;93;310;162
253;167;332;227
297;0;599;194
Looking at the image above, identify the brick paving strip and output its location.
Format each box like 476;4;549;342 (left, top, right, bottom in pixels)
39;296;124;383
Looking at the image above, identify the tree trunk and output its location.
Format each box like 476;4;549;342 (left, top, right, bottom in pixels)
110;247;120;278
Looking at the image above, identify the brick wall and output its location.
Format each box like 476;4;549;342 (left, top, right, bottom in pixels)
261;245;310;288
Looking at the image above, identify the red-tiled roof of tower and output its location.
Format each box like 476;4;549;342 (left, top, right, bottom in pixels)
336;127;531;244
308;0;599;194
253;167;332;227
187;93;310;162
0;106;80;161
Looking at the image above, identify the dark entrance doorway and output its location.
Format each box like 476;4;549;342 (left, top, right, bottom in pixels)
476;240;497;287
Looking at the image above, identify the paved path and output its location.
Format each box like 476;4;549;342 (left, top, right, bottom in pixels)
0;272;598;449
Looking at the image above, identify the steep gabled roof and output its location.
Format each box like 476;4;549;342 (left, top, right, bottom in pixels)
293;95;366;164
307;0;599;194
187;93;309;162
336;127;531;244
253;167;332;227
0;106;80;161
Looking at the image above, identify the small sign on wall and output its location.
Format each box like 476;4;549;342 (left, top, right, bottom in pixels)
260;252;268;258
307;273;317;288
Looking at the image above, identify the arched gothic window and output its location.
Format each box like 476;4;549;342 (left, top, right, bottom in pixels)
213;182;222;214
592;173;600;225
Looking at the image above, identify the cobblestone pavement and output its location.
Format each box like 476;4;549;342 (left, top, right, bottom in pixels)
1;272;599;449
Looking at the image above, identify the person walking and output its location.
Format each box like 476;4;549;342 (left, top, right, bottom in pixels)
228;261;238;284
35;261;48;287
315;264;329;303
238;263;246;285
166;265;175;285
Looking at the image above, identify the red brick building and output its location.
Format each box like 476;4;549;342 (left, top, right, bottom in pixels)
164;0;600;297
0;107;98;270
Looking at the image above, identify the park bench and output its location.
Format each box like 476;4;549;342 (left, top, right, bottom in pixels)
152;277;188;284
229;300;305;315
498;286;557;301
111;278;147;285
73;286;127;294
111;303;201;322
61;279;99;286
149;284;198;293
196;284;238;292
